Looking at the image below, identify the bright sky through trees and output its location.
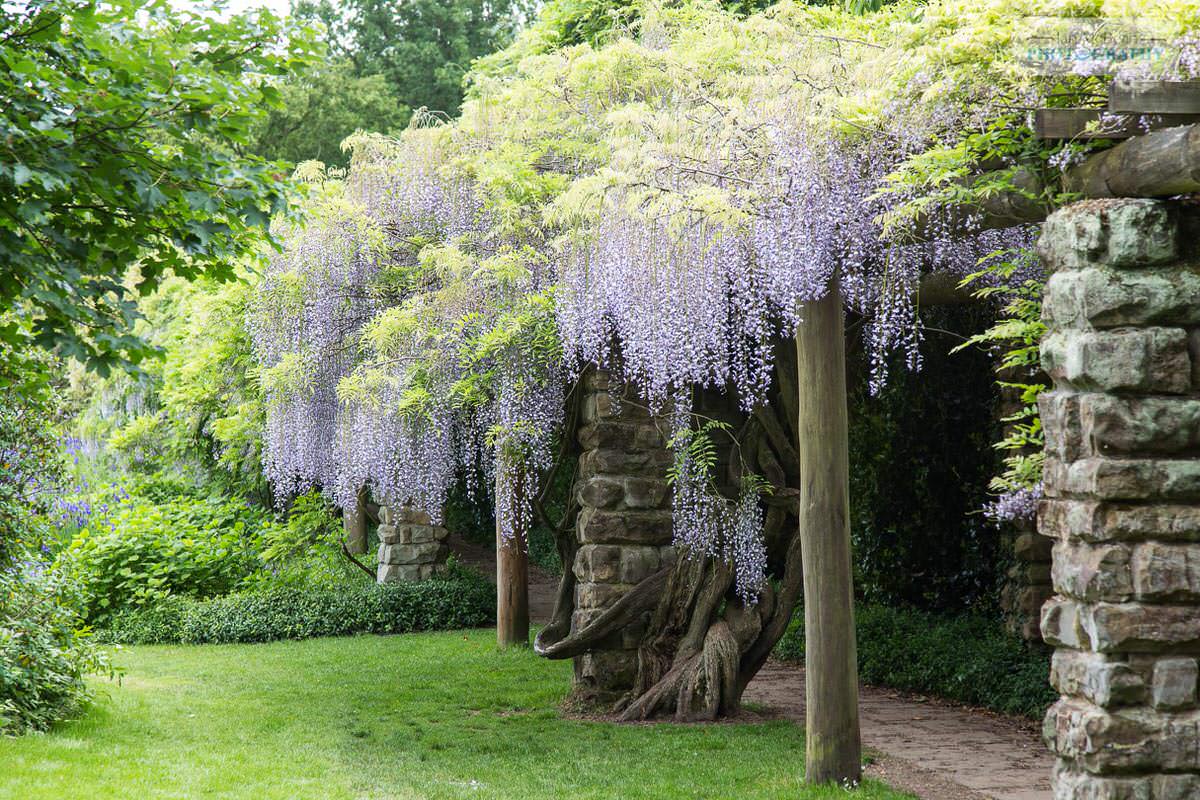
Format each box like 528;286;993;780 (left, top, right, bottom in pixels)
169;0;290;17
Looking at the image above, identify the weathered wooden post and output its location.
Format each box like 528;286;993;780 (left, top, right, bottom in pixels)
795;284;862;785
343;485;368;555
496;460;530;648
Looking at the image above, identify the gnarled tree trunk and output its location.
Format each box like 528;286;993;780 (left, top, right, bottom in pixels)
536;347;808;721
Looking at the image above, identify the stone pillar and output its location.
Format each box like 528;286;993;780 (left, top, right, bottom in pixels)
376;505;449;582
1001;516;1055;642
1038;198;1200;797
570;369;676;704
996;370;1056;643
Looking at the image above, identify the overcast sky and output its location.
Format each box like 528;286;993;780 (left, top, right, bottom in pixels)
168;0;292;18
222;0;292;15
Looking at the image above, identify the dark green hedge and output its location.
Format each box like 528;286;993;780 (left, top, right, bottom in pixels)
775;604;1056;719
98;575;495;645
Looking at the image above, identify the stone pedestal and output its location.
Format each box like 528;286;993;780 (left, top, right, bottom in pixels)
376;505;449;582
570;370;676;703
1038;198;1200;797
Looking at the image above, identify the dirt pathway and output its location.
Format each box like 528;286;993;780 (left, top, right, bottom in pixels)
744;662;1052;800
449;536;1052;800
447;533;559;623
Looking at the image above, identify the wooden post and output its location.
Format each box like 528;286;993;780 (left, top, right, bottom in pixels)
496;462;530;648
795;285;862;785
343;485;368;556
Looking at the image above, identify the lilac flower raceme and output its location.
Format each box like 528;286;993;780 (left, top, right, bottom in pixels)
248;9;1053;595
984;485;1044;525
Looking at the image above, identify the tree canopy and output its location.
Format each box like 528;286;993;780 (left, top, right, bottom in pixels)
270;0;533;166
0;0;317;377
248;58;410;168
249;0;1200;596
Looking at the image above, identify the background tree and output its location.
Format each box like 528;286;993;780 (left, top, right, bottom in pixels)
284;0;533;163
249;59;410;168
0;0;317;376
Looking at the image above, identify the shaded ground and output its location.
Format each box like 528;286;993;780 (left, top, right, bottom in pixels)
447;531;559;623
450;536;1053;800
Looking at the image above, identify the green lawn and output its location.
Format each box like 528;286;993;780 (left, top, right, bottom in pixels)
0;630;913;799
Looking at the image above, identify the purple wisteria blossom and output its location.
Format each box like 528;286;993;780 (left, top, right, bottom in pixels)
984;484;1044;524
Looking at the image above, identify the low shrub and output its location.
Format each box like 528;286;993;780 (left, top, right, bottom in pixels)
55;492;270;622
775;604;1055;719
246;491;359;590
1;563;113;734
99;568;495;645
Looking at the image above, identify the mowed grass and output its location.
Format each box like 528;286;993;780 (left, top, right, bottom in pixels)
0;630;913;800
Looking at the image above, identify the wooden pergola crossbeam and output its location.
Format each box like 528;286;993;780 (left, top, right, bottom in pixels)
1034;109;1200;140
1109;79;1200;114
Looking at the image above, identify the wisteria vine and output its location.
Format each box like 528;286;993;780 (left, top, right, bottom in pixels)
248;0;1199;599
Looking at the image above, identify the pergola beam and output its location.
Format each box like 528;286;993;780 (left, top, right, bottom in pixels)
908;123;1200;243
1064;123;1200;198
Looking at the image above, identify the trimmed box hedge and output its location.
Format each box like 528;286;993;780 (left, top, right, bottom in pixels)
99;574;495;645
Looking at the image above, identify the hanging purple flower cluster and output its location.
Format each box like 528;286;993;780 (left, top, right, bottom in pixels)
558;215;778;411
667;406;768;604
251;132;567;543
248;202;382;504
490;352;566;541
249;135;488;510
555;117;1034;592
559;139;1033;408
983;484;1044;524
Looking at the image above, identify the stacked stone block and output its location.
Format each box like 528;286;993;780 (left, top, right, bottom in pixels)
571;370;676;702
1038;198;1200;798
1001;516;1055;642
999;363;1055;642
376;505;449;583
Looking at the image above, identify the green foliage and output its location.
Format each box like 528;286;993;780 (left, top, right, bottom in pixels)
99;571;496;645
666;419;732;485
106;413;168;470
478;0;777;56
0;318;63;567
0;317;113;736
50;475;367;623
249;59;410;169
528;0;643;48
0;0;318;372
285;0;530;164
158;278;269;494
55;492;271;622
0;564;113;734
70;276;268;497
776;604;1056;718
956;250;1046;496
249;491;359;589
